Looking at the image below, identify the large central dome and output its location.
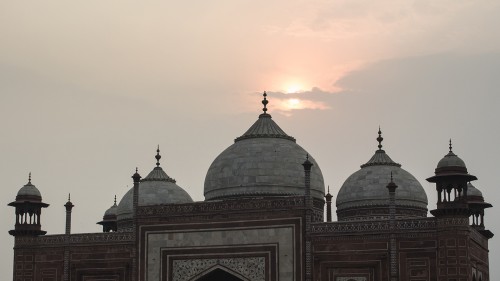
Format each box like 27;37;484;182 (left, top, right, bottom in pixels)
204;93;325;201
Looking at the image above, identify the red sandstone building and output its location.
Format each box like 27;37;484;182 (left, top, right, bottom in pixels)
9;94;493;281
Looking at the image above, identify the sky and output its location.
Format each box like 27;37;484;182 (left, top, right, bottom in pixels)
1;0;499;278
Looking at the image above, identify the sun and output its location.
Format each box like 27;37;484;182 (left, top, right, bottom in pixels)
285;84;302;94
287;98;302;109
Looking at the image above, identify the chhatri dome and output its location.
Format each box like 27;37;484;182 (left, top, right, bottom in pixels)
16;172;42;199
436;140;467;170
204;92;325;201
116;147;193;222
336;128;428;221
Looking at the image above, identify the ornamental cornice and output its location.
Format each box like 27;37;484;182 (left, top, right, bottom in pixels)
312;218;437;234
137;197;308;217
15;232;134;247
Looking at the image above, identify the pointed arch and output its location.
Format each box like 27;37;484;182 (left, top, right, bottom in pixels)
190;264;250;281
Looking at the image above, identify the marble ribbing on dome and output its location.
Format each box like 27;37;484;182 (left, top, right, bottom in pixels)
360;150;401;168
235;113;296;142
142;167;176;183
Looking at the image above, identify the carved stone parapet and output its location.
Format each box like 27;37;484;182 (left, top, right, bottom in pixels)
312;218;436;234
15;232;134;247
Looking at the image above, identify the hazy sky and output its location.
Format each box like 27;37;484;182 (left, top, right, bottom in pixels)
1;1;499;278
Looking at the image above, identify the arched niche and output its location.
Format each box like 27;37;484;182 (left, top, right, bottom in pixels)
191;265;249;281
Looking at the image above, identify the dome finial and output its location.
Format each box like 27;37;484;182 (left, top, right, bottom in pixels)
449;139;453;153
155;145;161;167
113;195;117;206
28;172;32;184
377;126;384;150
68;193;71;202
262;91;269;114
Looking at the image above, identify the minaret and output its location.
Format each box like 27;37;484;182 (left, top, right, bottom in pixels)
63;194;74;281
8;173;49;236
426;140;478;281
386;173;398;281
427;140;476;216
64;194;74;235
302;155;313;281
131;167;141;281
324;186;333;222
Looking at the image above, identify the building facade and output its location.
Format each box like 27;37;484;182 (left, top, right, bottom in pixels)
9;94;493;281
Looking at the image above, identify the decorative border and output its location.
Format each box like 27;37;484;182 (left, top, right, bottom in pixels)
137;197;307;217
15;232;134;247
312;218;436;234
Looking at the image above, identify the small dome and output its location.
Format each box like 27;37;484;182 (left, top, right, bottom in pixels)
204;94;325;201
17;182;42;198
336;130;428;220
436;140;467;169
16;173;42;200
437;151;466;168
104;198;118;218
467;182;483;198
116;150;193;221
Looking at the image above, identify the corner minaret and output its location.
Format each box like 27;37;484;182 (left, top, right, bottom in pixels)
427;141;484;281
8;173;50;236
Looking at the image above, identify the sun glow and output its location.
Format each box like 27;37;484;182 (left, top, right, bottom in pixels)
287;98;302;109
285;84;302;94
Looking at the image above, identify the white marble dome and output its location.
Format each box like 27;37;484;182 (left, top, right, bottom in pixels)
204;98;325;201
336;131;428;220
116;152;193;221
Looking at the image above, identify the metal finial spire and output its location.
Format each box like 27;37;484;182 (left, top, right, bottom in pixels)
449;139;453;153
377;126;384;150
390;171;393;182
28;172;31;184
327;185;330;193
136;167;138;173
306;153;309;160
262;91;269;114
68;193;71;202
155;145;161;167
114;195;117;206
